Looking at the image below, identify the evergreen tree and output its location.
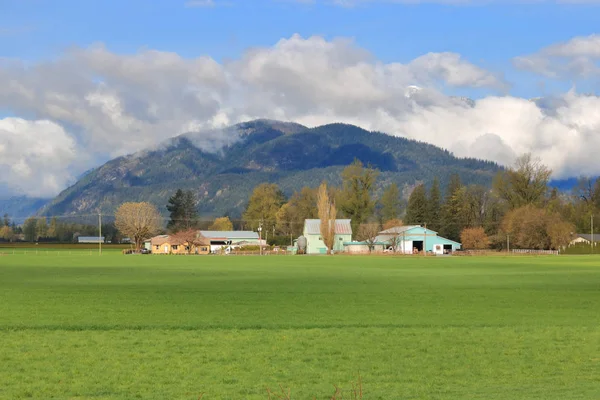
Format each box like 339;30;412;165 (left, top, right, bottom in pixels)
440;174;465;241
166;189;199;232
427;178;442;232
2;214;10;227
338;159;379;234
380;183;401;223
404;184;428;225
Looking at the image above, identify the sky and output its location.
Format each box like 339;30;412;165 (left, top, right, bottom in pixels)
1;0;600;198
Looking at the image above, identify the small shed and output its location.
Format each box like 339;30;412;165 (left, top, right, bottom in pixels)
303;219;352;254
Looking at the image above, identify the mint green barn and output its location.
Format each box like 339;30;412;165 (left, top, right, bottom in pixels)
376;225;461;254
303;219;353;254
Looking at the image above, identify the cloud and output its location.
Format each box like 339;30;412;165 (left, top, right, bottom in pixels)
514;34;600;78
0;118;77;197
0;33;597;197
184;0;216;7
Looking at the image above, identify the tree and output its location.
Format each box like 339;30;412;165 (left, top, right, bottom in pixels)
209;217;234;231
171;229;207;255
440;174;465;242
404;184;427;225
460;227;490;249
0;225;14;241
115;202;162;250
501;205;574;250
47;217;59;238
23;217;38;242
494;153;552;209
36;217;48;239
339;160;379;234
166;189;199;232
276;187;318;237
243;183;286;231
2;214;10;227
317;182;337;255
357;223;381;253
427;178;442;232
380;183;401;223
383;219;403;230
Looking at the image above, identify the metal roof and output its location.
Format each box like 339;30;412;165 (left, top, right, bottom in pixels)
574;234;600;242
199;231;259;239
304;219;352;235
378;225;422;234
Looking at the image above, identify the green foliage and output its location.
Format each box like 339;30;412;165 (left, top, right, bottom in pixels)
40;120;501;219
440;174;465;242
427;178;442;232
166;189;199;232
338;160;379;233
243;183;286;231
404;184;428;225
22;217;37;242
379;183;401;223
494;153;551;209
1;255;600;399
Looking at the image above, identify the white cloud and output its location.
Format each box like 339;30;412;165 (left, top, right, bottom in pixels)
0;119;77;197
185;0;216;7
0;34;598;197
514;34;600;78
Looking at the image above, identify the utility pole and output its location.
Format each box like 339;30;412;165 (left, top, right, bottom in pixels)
591;214;594;254
98;212;102;256
507;234;510;254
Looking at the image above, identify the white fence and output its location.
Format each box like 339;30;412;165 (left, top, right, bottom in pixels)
511;249;559;255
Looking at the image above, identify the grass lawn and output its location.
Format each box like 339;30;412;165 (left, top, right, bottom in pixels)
0;254;599;399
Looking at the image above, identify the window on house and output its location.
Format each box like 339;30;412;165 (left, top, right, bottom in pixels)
172;245;178;250
155;245;159;250
201;247;208;251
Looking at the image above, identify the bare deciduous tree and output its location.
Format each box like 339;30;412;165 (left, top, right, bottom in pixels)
172;229;207;254
317;182;337;255
115;202;162;250
357;223;381;253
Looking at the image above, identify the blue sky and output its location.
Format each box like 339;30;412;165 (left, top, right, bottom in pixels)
1;0;599;96
1;0;600;197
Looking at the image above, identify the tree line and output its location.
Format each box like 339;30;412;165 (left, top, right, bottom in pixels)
3;154;599;252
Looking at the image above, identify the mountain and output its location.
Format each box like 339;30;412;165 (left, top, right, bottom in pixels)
0;196;51;221
41;120;502;219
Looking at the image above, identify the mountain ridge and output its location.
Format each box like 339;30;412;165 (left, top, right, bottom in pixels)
39;120;502;218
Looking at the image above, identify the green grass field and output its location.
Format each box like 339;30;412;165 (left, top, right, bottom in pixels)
1;253;599;399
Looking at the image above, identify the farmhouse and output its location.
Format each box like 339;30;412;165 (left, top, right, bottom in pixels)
78;236;104;244
302;219;352;254
198;231;261;253
570;234;600;246
375;225;461;254
150;235;210;255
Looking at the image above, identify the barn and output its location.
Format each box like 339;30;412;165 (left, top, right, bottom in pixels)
376;225;461;255
302;219;352;254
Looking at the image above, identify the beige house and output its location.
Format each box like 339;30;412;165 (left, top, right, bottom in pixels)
150;235;210;255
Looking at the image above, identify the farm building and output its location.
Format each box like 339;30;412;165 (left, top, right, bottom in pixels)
343;240;387;254
78;236;104;244
199;231;261;253
376;225;461;255
570;234;600;246
302;219;352;254
150;235;210;255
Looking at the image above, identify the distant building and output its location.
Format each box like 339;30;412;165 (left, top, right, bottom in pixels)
78;236;105;244
199;231;260;253
373;225;461;254
302;219;352;254
570;234;600;246
150;235;210;255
